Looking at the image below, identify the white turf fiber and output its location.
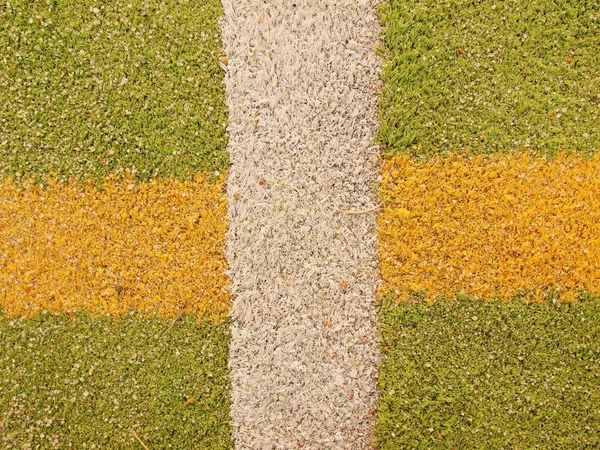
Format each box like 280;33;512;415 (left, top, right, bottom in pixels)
221;0;382;448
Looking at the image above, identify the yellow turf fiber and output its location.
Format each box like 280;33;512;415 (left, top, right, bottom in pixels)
0;175;230;320
379;153;600;303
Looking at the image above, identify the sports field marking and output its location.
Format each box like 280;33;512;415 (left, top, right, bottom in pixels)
379;153;600;303
221;0;382;447
0;175;230;320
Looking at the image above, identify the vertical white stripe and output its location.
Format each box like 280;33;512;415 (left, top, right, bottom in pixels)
221;1;381;448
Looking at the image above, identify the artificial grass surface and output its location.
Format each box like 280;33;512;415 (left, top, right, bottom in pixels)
0;313;233;449
378;0;600;157
0;0;228;184
377;295;600;449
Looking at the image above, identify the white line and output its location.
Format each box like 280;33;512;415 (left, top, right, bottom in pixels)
221;1;382;448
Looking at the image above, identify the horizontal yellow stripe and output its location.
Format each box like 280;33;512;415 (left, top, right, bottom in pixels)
0;175;230;320
379;154;600;302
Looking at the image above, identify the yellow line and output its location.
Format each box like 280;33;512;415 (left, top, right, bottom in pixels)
379;153;600;302
0;174;230;320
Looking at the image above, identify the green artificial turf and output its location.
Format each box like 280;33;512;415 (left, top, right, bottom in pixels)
377;295;600;449
0;313;233;449
378;0;600;158
0;0;228;184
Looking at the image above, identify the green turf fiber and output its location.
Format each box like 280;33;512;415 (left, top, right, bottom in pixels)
0;313;233;449
377;296;600;449
0;0;228;184
378;0;600;158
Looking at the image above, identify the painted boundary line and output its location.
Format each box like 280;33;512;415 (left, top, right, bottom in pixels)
221;0;382;448
380;154;600;303
0;175;229;320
